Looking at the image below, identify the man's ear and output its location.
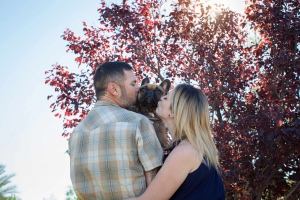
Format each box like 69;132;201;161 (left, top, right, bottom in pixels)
107;83;121;96
160;79;171;94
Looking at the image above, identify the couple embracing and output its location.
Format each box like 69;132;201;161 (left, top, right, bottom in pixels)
68;61;225;200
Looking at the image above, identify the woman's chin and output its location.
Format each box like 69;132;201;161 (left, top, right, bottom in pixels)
156;111;162;118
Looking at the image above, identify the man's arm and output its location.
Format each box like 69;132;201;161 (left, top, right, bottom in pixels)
144;167;159;186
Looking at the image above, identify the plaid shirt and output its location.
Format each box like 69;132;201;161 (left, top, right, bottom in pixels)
69;101;163;200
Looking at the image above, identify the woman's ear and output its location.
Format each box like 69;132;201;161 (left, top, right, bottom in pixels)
169;112;174;118
107;83;120;96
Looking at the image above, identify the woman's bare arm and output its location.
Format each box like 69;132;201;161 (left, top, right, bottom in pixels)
127;142;199;200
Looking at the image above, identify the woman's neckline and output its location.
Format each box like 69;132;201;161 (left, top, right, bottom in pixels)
165;136;187;151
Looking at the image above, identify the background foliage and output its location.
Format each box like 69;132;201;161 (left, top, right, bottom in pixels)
45;0;300;199
0;165;17;200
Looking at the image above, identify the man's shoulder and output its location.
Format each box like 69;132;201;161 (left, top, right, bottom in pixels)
120;108;149;120
97;102;148;120
94;100;148;117
75;102;151;130
116;109;154;128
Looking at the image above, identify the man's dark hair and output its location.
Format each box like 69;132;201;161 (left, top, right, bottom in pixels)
94;61;133;99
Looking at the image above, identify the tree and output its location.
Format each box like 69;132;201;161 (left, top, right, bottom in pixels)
65;186;78;200
45;0;300;199
45;0;248;135
236;0;299;199
0;165;16;198
0;195;19;200
216;0;300;199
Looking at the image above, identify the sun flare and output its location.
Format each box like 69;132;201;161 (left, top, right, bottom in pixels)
204;0;245;13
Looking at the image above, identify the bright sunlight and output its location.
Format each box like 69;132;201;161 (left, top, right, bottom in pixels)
205;0;245;13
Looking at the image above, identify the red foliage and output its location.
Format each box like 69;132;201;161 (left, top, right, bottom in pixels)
45;0;300;199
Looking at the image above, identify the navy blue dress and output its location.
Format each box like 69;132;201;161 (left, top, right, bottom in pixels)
163;147;225;200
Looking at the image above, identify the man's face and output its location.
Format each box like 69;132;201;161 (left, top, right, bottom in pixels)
120;70;139;108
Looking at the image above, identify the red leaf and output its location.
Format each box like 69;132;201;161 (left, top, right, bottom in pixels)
75;57;82;63
142;9;147;15
278;120;283;127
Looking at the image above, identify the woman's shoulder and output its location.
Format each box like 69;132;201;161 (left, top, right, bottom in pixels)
172;140;195;155
166;140;201;172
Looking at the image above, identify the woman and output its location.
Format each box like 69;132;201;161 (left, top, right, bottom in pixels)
128;84;225;200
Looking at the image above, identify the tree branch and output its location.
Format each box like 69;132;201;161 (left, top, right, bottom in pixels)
284;180;300;200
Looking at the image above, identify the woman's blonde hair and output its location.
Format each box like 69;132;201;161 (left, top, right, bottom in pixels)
171;84;220;172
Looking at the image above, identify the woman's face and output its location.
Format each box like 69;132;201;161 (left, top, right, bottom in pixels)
156;89;174;119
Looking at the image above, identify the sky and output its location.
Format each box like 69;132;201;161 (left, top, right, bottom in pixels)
0;0;244;199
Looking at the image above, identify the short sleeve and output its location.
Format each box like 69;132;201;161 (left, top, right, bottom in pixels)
136;118;163;171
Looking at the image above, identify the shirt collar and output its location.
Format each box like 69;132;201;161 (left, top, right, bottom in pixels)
94;100;120;108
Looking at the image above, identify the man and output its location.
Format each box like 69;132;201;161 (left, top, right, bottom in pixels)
68;62;163;200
